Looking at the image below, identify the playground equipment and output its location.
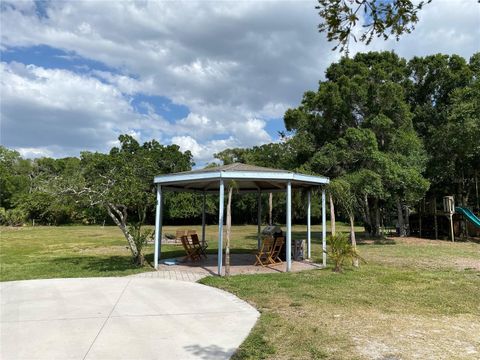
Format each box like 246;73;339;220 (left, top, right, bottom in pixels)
455;207;480;228
443;196;455;242
409;196;480;240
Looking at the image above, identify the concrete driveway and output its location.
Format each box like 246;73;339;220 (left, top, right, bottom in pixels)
0;277;259;360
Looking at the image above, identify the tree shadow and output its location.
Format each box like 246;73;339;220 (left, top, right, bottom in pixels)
183;344;236;360
47;255;151;274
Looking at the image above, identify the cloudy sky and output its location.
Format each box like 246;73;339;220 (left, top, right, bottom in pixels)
1;0;479;166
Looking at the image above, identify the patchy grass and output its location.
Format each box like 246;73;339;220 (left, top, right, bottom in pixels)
201;237;480;360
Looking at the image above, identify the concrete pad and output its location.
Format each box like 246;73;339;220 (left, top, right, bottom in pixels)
0;277;259;360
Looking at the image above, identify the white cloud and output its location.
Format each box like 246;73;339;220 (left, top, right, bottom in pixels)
16;147;53;159
0;62;168;155
348;0;480;59
171;135;238;165
1;0;479;163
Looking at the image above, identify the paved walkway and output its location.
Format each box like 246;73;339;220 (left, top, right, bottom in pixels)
155;253;324;278
130;269;207;282
0;277;259;360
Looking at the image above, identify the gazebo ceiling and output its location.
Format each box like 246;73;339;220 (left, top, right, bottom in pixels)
154;163;329;193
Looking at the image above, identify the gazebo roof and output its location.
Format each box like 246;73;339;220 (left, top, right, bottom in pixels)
154;163;329;193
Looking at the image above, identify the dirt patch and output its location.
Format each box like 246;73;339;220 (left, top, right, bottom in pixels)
452;258;480;271
351;312;480;360
361;237;480;272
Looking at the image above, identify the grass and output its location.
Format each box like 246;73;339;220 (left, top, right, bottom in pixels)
1;224;479;358
0;222;352;281
201;238;480;359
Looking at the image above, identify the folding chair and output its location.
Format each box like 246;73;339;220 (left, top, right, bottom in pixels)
190;233;208;259
180;235;201;262
270;236;285;264
254;237;275;266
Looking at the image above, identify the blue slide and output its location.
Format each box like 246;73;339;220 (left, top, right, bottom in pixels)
455;207;480;228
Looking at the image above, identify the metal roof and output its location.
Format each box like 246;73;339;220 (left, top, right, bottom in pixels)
154;163;329;193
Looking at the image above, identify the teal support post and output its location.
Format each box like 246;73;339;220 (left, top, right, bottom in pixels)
286;181;292;272
218;180;224;276
322;188;326;267
154;185;162;268
257;190;262;249
201;191;206;246
307;190;311;259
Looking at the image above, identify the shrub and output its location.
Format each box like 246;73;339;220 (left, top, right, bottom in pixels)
128;223;154;266
3;208;27;227
326;233;365;272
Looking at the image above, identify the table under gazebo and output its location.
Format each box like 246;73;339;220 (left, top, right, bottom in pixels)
153;163;330;276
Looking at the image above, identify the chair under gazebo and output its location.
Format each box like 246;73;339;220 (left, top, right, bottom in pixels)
153;163;330;276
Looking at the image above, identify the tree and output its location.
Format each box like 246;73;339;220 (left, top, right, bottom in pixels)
61;135;193;265
329;178;357;255
0;146;31;209
284;52;429;236
408;53;479;208
317;0;432;52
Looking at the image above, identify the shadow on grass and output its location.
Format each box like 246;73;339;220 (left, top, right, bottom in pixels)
47;255;151;274
357;237;397;246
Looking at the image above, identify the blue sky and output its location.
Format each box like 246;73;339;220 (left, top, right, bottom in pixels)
1;0;479;166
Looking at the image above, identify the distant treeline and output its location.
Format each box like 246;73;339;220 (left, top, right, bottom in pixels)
1;52;479;236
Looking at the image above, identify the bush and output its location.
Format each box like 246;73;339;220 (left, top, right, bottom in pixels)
128;223;154;266
3;208;27;227
326;233;365;272
0;207;6;224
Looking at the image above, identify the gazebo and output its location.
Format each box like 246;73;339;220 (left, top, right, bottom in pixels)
153;163;330;275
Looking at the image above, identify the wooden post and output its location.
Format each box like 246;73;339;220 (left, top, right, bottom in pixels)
269;192;273;226
443;196;455;242
329;192;336;236
449;213;455;242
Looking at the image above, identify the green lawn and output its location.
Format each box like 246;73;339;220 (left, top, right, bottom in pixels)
0;223;352;281
202;238;480;359
1;225;479;359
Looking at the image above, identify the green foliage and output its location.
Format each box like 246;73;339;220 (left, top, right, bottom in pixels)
316;0;431;52
325;233;364;272
2;208;27;226
128;223;154;265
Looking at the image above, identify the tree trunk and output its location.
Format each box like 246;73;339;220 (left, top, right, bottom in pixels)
475;170;479;211
106;203;142;265
329;192;336;236
225;186;233;276
269;192;273;225
433;196;438;240
363;195;372;235
419;202;422;238
349;214;358;267
373;198;381;237
396;198;405;237
404;205;410;236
